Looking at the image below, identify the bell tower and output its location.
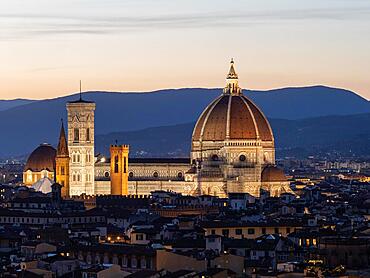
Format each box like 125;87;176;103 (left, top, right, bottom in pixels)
55;120;70;198
66;88;96;196
110;144;129;195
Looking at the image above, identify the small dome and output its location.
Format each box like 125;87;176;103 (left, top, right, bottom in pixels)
261;165;287;182
24;143;56;172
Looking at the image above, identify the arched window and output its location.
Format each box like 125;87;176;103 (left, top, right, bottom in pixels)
74;128;79;142
264;152;270;162
26;170;32;183
123;157;127;173
114;155;119;173
86;128;90;142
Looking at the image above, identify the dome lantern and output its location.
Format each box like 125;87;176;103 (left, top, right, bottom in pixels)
224;58;242;96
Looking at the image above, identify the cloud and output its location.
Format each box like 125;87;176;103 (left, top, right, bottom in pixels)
0;6;369;40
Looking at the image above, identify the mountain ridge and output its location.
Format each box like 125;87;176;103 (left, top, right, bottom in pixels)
0;85;369;157
94;113;370;159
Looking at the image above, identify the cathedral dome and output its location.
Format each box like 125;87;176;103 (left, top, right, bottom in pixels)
261;165;287;182
192;60;273;143
24;143;56;172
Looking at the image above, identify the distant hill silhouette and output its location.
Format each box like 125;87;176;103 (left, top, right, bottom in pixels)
0;99;34;111
95;113;370;159
0;86;368;157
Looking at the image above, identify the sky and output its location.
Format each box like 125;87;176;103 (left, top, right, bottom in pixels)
0;0;369;100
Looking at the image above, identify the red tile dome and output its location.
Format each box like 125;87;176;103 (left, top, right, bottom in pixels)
24;143;56;172
192;94;273;142
192;60;273;144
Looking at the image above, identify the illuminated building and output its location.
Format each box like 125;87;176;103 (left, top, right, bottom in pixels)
94;60;292;197
66;94;96;196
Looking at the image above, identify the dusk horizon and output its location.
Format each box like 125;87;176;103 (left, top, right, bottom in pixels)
2;83;370;102
1;0;370;100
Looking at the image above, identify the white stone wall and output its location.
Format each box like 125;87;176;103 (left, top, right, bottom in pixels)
95;180;195;196
95;162;190;181
67;102;96;196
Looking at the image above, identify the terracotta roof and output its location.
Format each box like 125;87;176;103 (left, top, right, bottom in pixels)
192;94;273;142
261;165;287;182
24;144;56;172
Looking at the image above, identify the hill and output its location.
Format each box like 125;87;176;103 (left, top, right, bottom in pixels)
0;86;368;157
0;99;34;111
95;113;370;159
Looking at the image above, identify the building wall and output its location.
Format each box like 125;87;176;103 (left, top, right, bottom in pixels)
203;225;300;239
156;249;206;272
23;170;54;186
95;161;190;182
212;254;244;276
95;180;195;196
55;156;70;198
320;239;370;268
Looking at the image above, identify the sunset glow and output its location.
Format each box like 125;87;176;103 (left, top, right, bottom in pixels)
0;0;370;100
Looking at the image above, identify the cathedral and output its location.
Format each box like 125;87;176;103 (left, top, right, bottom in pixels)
23;60;292;198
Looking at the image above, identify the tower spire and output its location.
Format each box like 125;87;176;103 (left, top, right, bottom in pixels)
223;58;242;95
57;119;69;156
